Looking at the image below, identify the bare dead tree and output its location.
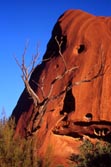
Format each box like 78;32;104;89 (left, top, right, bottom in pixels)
15;39;105;135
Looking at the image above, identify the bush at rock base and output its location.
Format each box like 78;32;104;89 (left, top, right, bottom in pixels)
70;139;111;167
0;117;39;167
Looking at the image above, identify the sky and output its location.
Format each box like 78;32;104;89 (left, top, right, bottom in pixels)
0;0;111;118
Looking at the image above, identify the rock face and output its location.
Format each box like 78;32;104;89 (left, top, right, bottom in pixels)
12;10;111;166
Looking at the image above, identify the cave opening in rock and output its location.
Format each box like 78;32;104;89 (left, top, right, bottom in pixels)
78;44;85;54
60;87;75;115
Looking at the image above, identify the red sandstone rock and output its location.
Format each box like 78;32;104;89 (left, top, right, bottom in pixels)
12;9;111;166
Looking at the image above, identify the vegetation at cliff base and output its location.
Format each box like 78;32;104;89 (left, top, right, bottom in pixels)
0;117;38;167
70;139;111;167
1;116;111;167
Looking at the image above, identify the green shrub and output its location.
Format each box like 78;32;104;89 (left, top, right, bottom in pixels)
0;117;38;167
70;140;111;167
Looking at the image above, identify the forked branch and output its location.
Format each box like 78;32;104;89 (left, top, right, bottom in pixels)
14;45;40;106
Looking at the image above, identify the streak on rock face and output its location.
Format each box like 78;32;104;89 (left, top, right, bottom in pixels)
12;10;111;166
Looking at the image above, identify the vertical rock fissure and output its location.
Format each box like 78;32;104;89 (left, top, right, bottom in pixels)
60;86;75;115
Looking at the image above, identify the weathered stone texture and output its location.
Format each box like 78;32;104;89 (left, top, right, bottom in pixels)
12;10;111;166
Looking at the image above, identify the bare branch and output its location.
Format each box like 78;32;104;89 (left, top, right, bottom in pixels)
55;36;67;70
32;79;46;99
27;46;39;77
14;44;40;107
72;45;105;86
55;112;68;128
51;44;105;102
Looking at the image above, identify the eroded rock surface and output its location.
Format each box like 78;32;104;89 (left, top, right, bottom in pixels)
12;9;111;166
